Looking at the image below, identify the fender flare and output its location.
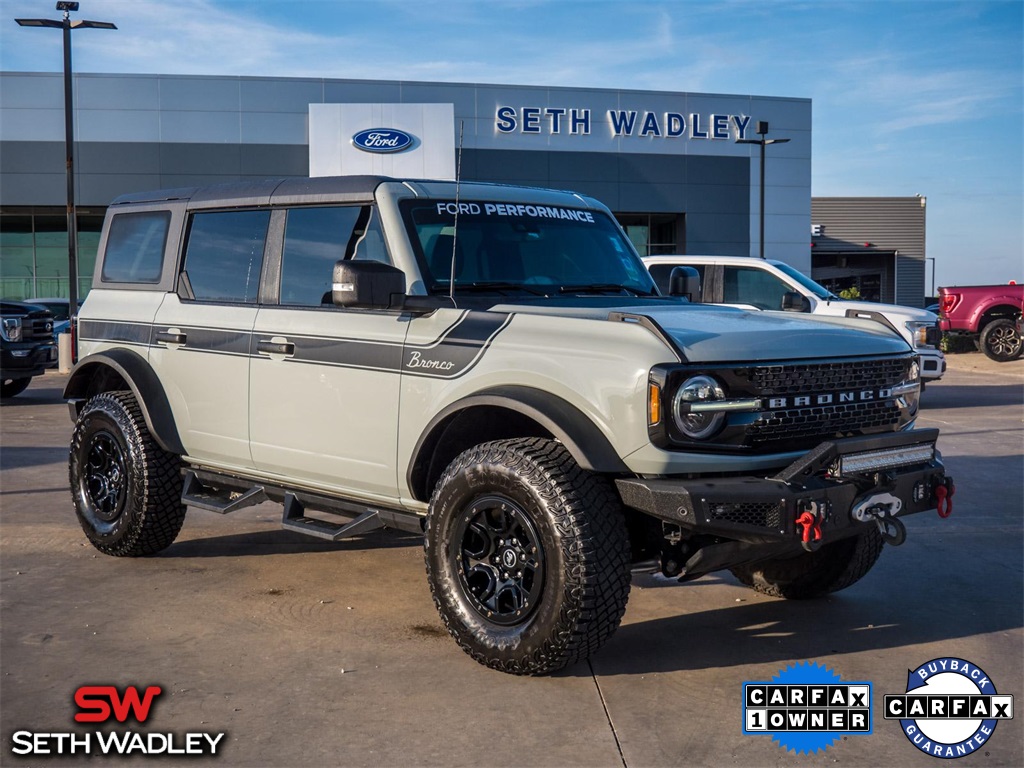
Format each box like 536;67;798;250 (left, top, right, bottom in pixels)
973;298;1023;329
408;385;629;501
63;349;184;455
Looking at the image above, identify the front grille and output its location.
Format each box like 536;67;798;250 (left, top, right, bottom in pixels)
748;400;900;446
751;358;908;396
707;501;783;529
22;315;54;342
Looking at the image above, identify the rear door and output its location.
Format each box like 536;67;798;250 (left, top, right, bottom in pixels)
149;208;269;471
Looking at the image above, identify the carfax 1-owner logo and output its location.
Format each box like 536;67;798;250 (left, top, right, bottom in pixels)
10;684;226;757
885;657;1014;759
742;660;872;754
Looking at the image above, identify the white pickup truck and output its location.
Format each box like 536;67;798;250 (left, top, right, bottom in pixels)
643;255;945;384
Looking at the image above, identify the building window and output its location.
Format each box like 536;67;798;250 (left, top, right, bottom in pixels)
615;213;681;257
0;209;103;301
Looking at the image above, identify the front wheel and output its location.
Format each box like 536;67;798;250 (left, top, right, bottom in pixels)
729;527;884;599
1;377;31;398
980;318;1023;362
424;438;631;675
69;391;186;556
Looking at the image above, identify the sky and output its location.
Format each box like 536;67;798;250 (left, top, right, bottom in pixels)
1;0;1021;289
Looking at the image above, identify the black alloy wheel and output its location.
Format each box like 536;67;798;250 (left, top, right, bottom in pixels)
83;431;128;525
452;495;545;626
424;437;631;675
70;391;186;556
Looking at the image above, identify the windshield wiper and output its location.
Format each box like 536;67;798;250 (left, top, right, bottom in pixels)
433;281;548;296
558;283;653;296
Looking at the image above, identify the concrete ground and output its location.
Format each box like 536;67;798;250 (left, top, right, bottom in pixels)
1;353;1021;767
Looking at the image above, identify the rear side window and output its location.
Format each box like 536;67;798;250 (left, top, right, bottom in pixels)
183;210;269;303
101;211;171;283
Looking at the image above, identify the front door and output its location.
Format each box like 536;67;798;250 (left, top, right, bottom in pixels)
248;204;406;503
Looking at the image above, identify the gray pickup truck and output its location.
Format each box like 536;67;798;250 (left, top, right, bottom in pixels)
64;176;952;674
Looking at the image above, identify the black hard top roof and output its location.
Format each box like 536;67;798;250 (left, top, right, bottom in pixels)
109;175;392;208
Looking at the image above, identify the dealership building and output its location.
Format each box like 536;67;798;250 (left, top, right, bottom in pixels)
0;71;925;306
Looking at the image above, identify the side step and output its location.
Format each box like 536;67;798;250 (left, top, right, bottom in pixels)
181;470;267;514
281;493;386;541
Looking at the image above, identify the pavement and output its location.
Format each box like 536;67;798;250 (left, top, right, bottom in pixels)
1;352;1021;767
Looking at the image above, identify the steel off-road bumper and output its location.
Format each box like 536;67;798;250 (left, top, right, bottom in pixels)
616;429;950;556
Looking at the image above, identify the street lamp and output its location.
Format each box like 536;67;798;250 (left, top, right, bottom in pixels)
16;2;116;316
736;120;790;259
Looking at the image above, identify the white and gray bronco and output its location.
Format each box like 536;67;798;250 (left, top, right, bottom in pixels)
66;176;953;675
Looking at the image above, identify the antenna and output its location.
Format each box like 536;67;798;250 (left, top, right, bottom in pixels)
449;120;465;303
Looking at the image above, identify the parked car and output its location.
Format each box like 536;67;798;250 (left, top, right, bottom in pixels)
938;284;1024;361
1;300;57;398
642;255;946;383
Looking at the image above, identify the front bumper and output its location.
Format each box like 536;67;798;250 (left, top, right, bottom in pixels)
1;342;57;379
617;429;947;547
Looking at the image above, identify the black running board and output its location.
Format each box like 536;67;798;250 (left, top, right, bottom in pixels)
181;470;267;514
180;467;424;540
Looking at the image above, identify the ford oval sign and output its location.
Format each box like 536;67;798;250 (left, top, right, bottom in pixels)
352;128;415;154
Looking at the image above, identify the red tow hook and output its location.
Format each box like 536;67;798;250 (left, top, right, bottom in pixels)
936;479;955;518
795;510;823;549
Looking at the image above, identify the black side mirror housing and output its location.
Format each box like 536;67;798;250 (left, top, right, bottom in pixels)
781;291;811;312
332;260;406;309
668;266;701;301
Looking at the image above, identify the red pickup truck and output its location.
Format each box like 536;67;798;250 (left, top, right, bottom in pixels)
938;284;1024;361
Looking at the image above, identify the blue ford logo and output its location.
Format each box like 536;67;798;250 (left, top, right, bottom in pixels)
352;128;414;153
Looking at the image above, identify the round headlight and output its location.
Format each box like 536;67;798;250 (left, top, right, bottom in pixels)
673;374;726;440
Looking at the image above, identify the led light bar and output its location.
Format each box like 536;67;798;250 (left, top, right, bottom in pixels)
839;444;935;475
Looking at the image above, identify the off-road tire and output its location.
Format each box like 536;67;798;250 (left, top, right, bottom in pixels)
1;377;31;398
980;318;1023;362
729;527;884;599
69;391;186;556
424;437;631;675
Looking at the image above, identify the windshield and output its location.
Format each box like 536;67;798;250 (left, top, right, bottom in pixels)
773;262;835;300
401;200;657;296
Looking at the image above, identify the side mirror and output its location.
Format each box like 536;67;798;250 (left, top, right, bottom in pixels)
668;266;701;301
781;291;810;312
332;260;406;309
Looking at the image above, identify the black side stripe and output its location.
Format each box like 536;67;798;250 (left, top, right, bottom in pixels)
79;311;514;380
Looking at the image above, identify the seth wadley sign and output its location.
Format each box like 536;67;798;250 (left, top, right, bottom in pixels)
495;106;754;140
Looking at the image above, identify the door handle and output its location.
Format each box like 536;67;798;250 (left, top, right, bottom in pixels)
156;330;187;345
257;339;295;356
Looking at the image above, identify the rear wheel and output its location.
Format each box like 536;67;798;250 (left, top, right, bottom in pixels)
424;438;631;675
729;527;884;599
1;377;31;398
69;391;186;556
980;319;1023;362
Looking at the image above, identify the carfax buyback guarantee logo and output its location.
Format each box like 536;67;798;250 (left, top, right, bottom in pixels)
742;661;872;754
885;657;1014;759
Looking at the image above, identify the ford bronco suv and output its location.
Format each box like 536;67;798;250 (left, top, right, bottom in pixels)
66;176;952;675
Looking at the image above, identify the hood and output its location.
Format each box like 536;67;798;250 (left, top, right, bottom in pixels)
492;300;912;362
821;298;938;323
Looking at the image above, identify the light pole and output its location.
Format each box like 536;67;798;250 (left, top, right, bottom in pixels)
16;2;115;316
736;120;790;259
926;257;936;299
